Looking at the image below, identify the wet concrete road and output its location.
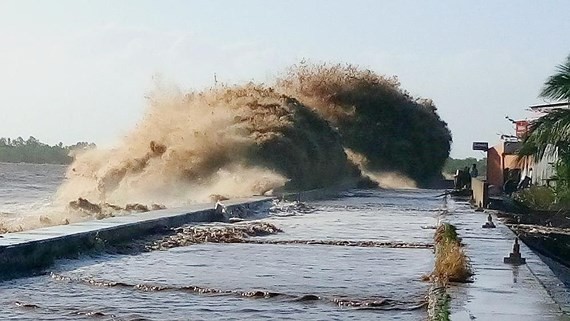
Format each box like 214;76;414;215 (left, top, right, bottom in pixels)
445;198;570;321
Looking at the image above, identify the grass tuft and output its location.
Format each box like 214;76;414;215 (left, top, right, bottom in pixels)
432;223;472;284
434;242;472;283
436;293;451;321
434;223;458;244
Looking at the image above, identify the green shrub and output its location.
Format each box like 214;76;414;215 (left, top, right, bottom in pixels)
513;186;556;210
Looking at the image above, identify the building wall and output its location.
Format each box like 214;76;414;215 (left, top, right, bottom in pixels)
486;141;523;189
533;155;557;185
519;147;558;186
487;145;502;187
504;154;522;174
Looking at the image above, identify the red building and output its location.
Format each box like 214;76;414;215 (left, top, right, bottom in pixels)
485;102;568;190
486;139;522;189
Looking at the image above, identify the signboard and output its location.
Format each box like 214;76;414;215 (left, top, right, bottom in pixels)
472;142;489;151
515;121;529;139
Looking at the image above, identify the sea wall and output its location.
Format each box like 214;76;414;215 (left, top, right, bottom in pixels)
471;177;489;208
0;197;271;278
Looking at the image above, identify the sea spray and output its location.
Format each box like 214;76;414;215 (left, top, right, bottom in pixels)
55;84;359;207
345;148;417;189
277;62;452;185
0;61;454;233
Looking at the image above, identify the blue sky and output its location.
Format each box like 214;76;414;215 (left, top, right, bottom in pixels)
1;0;569;157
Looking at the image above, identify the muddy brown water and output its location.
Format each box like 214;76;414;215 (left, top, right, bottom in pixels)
0;163;440;320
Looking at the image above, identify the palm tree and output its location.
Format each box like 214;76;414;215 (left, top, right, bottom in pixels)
519;108;570;160
540;55;570;102
518;55;570;189
519;55;570;160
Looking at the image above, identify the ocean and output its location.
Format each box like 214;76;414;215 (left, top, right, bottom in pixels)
0;162;440;320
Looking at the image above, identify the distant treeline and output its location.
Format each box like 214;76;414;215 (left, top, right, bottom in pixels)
0;136;95;164
442;157;486;176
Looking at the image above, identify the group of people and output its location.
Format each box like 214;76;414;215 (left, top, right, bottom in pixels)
454;164;479;190
453;164;533;195
503;168;532;196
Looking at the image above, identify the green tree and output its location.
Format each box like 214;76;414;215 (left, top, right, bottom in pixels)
518;54;570;196
520;55;570;160
26;136;40;146
0;136;93;164
519;109;570;161
13;136;24;146
540;55;570;102
442;157;486;176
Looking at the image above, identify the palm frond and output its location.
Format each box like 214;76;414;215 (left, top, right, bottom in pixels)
518;108;570;161
540;55;570;101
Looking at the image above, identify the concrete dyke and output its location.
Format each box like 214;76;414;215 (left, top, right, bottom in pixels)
471;177;489;209
0;196;272;278
0;181;357;279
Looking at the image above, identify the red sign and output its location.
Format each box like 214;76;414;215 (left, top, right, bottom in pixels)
516;121;529;139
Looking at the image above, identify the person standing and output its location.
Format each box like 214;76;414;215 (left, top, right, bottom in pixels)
454;169;463;189
470;164;479;178
463;166;472;189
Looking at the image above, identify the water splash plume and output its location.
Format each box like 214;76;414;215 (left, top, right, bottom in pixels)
345;149;417;189
55;84;360;207
1;61;454;232
277;62;452;185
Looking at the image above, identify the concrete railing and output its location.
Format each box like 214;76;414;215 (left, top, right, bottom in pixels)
0;182;357;278
0;197;272;278
471;177;489;208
